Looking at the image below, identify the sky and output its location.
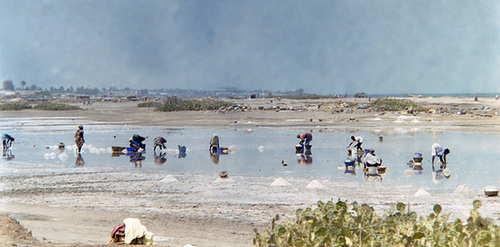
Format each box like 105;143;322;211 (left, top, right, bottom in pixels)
0;0;499;95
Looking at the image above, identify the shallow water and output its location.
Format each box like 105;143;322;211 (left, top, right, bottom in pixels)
1;117;499;195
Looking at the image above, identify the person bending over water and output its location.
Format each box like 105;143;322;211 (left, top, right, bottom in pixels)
297;133;313;145
347;135;363;152
2;133;14;152
130;134;148;151
431;143;450;165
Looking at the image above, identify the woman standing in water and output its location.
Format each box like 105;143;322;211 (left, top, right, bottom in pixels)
74;125;85;153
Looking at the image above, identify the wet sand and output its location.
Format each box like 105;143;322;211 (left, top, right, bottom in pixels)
1;96;500;246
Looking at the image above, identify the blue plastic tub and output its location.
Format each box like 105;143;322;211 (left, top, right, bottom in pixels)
344;160;355;166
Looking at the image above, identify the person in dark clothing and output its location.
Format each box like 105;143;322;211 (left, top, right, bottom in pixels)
297;133;313;145
74;126;85;153
153;136;167;153
129;134;148;151
2;133;14;152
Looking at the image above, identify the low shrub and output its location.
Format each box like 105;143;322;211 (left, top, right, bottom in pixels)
254;199;500;246
0;103;32;110
137;102;163;108
370;98;428;112
155;97;233;112
33;102;80;111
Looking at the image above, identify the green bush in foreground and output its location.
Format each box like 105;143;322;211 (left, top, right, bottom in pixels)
0;103;32;110
370;98;428;112
155;97;233;112
33;102;80;111
254;200;500;246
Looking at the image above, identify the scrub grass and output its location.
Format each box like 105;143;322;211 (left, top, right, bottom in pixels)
370;98;428;112
33;102;80;111
154;97;233;112
0;103;32;110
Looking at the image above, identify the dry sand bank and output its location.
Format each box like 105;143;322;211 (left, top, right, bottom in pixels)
1;96;500;246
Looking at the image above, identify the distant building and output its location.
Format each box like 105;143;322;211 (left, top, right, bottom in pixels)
354;92;368;98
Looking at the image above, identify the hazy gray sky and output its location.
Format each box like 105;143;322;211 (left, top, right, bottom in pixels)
0;1;499;94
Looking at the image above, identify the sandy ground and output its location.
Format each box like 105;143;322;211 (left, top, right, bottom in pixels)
1;95;500;246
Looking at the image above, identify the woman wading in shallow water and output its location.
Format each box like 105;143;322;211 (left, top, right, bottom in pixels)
74;125;85;153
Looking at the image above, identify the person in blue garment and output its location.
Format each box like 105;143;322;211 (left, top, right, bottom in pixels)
2;133;14;152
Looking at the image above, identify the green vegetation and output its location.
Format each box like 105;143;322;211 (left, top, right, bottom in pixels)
137;101;163;108
370;98;428;112
0;103;32;110
254;199;500;246
154;97;233;112
33;102;80;111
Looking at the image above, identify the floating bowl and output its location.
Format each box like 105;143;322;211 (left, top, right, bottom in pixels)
413;157;423;162
219;171;228;178
344;160;355;166
112;146;126;152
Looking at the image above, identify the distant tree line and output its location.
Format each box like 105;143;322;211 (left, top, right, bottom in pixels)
2;79;104;95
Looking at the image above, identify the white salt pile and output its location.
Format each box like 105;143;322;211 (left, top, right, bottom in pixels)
159;175;178;183
270;177;291;187
453;184;472;195
414;188;431;197
306;180;325;189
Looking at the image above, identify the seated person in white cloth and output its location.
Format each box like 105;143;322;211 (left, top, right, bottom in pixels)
364;149;382;167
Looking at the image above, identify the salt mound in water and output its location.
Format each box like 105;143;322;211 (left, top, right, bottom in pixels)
454;184;472;195
306;180;325;189
404;169;414;177
228;145;239;153
414;188;431;197
270;177;291;187
160;175;178;183
58;152;69;161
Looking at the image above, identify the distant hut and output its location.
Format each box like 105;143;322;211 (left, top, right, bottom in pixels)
354;92;368;98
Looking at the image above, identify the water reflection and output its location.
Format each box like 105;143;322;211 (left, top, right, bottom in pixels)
75;153;85;167
297;154;313;165
432;163;451;182
344;166;355;176
3;149;15;160
154;152;167;166
128;152;145;168
209;152;219;165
